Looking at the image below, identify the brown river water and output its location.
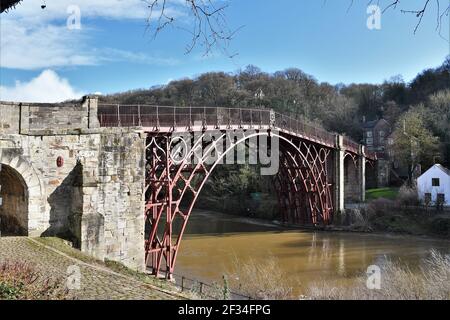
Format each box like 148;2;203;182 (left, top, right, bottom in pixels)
175;210;450;296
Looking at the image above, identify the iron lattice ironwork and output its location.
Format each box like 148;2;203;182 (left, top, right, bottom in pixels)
274;140;333;225
97;103;373;278
144;130;334;278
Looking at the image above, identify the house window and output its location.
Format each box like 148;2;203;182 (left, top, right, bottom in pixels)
432;178;440;187
379;131;385;143
437;194;445;203
424;193;432;204
366;131;373;138
366;138;373;146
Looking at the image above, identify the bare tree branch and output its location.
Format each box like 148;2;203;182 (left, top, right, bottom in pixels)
364;0;450;36
0;0;22;13
144;0;243;57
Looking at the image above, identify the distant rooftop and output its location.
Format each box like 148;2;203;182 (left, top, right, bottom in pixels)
362;118;390;129
435;164;450;176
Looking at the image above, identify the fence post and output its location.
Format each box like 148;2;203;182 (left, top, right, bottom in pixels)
189;106;192;130
156;105;160;129
216;107;219;128
239;108;243;128
200;282;204;295
260;109;263;128
117;104;121;127
173;107;176;129
138;104;142;126
203;107;207;129
181;276;185;292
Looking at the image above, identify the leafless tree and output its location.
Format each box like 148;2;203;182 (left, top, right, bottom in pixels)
2;1;448;51
144;0;242;57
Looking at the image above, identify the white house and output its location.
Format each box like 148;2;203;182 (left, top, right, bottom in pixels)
417;164;450;206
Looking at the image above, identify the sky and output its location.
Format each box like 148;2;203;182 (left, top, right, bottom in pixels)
0;0;449;102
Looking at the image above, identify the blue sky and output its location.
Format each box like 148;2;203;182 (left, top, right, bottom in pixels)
0;0;449;102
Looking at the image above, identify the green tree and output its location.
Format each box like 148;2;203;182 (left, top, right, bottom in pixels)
391;110;440;185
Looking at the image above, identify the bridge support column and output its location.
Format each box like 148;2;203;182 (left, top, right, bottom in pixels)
359;146;366;202
334;135;345;213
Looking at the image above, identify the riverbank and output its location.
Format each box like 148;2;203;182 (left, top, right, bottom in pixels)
191;207;450;242
177;209;450;298
196;188;450;239
334;200;450;240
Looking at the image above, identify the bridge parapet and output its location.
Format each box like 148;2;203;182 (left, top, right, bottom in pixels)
0;96;100;135
343;136;360;154
98;103;345;150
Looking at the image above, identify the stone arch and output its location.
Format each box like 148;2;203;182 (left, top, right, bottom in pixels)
0;164;28;235
0;153;45;236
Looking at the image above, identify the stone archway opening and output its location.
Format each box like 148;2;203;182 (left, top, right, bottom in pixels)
0;164;28;236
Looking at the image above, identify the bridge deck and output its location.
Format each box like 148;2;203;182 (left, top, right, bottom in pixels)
98;104;376;160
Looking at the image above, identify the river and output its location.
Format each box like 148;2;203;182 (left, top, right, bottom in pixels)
175;210;450;297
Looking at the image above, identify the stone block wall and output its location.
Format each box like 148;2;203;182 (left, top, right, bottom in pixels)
0;103;20;133
344;157;360;203
0;97;146;271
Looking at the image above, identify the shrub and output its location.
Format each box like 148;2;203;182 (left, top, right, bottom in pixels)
306;250;450;300
0;261;69;300
228;256;294;300
430;217;450;237
396;185;419;207
366;198;397;221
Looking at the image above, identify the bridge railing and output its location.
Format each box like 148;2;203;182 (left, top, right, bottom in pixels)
273;112;336;147
365;150;378;160
98;104;273;129
98;103;368;154
343;136;360;154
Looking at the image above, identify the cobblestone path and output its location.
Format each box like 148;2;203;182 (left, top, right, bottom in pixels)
0;237;183;300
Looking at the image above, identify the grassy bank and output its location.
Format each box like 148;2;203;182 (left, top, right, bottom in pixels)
366;188;399;200
335;186;450;238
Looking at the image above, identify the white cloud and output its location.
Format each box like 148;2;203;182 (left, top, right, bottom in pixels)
0;69;84;102
102;48;180;66
4;1;156;22
0;0;185;70
0;20;97;69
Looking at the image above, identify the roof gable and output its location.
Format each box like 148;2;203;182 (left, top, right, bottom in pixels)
362;118;390;130
419;164;450;179
436;164;450;176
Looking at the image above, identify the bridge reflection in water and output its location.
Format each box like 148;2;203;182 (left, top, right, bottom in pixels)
176;210;450;297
